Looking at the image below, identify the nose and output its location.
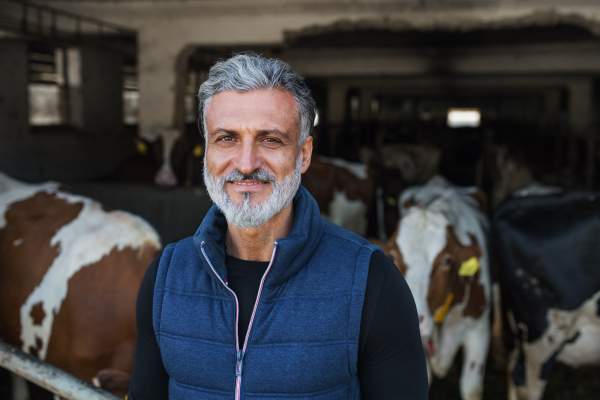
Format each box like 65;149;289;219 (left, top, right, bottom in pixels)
235;141;262;175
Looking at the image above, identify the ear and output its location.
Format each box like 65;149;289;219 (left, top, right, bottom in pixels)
456;234;483;277
469;189;488;214
300;136;313;174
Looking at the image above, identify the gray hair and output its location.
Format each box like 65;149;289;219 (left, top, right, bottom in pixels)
198;53;316;145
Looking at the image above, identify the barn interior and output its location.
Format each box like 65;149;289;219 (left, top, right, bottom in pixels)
1;0;600;398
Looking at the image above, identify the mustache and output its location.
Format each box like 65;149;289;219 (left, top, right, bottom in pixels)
222;168;276;183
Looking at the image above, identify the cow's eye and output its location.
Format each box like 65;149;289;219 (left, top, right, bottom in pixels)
390;255;396;261
442;257;451;265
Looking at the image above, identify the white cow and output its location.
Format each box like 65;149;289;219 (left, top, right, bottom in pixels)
396;175;492;400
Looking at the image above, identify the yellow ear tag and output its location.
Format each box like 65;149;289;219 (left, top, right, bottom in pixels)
136;141;147;155
458;257;480;276
386;196;397;207
193;145;203;158
434;293;454;323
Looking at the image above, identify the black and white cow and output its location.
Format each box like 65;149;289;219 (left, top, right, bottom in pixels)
491;190;600;400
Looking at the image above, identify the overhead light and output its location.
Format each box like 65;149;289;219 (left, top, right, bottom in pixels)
447;108;481;128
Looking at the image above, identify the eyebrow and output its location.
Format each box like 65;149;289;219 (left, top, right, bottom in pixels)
256;129;290;140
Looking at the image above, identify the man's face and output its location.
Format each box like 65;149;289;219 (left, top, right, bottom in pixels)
203;89;312;228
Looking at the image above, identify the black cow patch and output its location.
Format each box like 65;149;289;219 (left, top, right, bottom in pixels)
540;352;557;381
539;331;581;381
596;296;600;317
491;190;600;343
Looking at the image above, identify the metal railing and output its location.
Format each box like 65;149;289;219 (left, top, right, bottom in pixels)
0;339;122;400
0;0;136;54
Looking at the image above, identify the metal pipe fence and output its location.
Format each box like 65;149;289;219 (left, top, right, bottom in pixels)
0;339;122;400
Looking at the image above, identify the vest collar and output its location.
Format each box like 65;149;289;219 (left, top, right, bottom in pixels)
193;186;324;288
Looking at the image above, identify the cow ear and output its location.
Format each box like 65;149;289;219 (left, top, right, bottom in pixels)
469;190;488;213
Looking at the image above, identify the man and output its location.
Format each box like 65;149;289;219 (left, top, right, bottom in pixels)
128;54;428;399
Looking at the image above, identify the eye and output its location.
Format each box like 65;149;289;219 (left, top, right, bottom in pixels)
263;137;281;144
442;257;451;265
390;255;396;261
218;136;234;142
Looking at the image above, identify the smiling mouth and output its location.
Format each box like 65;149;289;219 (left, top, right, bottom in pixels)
230;180;269;186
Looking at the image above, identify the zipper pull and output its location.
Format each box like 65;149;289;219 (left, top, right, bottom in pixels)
236;350;244;377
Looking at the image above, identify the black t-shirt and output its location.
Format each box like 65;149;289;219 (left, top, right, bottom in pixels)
128;251;428;400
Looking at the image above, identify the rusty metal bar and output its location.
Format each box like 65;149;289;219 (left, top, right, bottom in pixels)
0;340;122;400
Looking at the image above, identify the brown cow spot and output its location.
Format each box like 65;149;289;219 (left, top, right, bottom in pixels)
0;192;83;349
370;222;407;275
468;190;488;214
96;369;132;398
28;336;44;358
427;226;487;320
44;245;157;384
463;277;487;319
30;302;46;325
302;157;373;217
403;198;417;210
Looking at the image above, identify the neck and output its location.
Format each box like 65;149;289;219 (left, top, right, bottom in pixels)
225;202;294;261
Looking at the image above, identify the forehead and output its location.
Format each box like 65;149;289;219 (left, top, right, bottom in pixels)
205;89;299;134
397;210;449;264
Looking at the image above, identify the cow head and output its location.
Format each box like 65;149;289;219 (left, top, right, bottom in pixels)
396;204;483;340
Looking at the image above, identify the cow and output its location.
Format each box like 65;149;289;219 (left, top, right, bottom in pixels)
301;156;374;237
373;176;492;400
378;144;441;185
491;190;600;400
115;128;204;187
360;144;441;239
0;172;161;397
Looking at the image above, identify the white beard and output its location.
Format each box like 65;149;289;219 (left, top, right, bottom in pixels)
203;154;303;229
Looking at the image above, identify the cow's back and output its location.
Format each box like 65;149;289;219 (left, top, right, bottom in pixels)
0;172;161;389
491;191;600;342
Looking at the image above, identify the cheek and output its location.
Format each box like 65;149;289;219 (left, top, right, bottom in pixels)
205;148;232;174
260;151;297;177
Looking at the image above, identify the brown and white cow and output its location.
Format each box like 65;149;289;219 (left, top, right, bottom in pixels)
116;127;205;187
0;172;161;397
302;156;374;237
377;176;492;400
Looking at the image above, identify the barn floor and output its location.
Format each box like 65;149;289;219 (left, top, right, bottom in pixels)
429;359;600;400
2;361;600;399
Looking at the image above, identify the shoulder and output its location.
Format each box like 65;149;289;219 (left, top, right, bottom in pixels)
366;251;414;307
322;220;378;251
159;236;196;265
172;236;195;249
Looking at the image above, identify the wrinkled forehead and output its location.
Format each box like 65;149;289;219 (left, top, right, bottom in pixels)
397;209;449;266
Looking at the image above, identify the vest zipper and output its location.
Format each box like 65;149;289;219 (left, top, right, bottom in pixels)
200;241;279;400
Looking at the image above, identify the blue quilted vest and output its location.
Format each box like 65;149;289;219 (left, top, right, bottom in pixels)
153;186;380;400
